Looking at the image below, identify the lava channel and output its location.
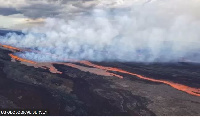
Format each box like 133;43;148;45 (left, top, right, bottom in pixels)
2;44;200;97
79;61;200;97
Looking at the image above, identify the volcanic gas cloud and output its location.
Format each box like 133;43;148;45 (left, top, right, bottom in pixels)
0;0;200;97
1;44;200;97
1;0;200;62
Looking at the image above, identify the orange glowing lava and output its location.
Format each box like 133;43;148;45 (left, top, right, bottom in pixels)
0;43;62;74
49;65;62;74
59;62;123;78
80;61;200;97
9;54;36;64
0;44;21;51
38;63;62;74
2;44;200;97
9;54;62;74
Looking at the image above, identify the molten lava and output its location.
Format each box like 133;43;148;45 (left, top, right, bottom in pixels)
38;63;62;74
9;54;36;64
60;62;123;78
9;54;62;74
0;44;21;52
79;61;200;97
1;44;200;97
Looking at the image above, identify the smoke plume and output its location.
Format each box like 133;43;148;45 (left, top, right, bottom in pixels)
1;0;200;62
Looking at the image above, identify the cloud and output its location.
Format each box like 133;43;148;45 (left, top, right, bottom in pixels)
0;14;44;30
0;8;21;16
0;0;145;19
0;0;146;29
19;3;62;18
1;0;200;63
0;0;28;8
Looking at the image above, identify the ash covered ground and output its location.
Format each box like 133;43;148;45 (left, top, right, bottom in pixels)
0;30;200;116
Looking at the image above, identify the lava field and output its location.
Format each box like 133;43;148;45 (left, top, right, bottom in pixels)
0;42;200;115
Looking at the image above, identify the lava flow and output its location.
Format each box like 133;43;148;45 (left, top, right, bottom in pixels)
79;61;200;97
0;44;21;52
9;54;62;74
2;44;120;77
1;44;200;97
58;62;123;78
9;54;36;64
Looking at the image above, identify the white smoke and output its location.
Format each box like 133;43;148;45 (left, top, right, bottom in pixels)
1;0;200;62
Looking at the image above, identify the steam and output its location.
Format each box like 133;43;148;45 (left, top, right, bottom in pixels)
1;0;200;62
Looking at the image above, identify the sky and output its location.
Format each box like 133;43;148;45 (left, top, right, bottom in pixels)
1;0;200;30
0;0;144;30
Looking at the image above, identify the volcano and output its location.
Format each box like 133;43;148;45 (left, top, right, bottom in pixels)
0;30;200;116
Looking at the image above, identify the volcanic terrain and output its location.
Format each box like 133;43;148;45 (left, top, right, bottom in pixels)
0;30;200;116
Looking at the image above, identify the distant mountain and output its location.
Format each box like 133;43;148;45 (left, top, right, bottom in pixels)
0;29;22;36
